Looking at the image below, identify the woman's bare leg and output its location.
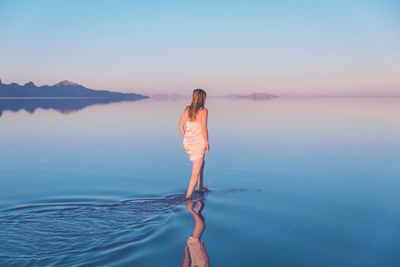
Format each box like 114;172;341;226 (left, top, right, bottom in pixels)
197;159;205;192
186;156;204;199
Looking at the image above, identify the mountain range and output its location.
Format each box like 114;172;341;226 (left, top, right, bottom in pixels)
0;79;148;100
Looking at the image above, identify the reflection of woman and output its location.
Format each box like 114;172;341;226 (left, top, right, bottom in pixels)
182;200;209;267
179;89;210;199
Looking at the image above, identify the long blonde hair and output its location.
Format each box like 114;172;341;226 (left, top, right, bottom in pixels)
187;89;206;121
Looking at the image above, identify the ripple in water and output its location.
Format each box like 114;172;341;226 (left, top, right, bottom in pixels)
0;193;203;266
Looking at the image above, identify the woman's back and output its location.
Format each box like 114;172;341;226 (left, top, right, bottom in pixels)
184;107;205;135
184;119;202;138
182;108;206;161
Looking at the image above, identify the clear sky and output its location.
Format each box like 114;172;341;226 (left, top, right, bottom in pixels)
0;0;399;96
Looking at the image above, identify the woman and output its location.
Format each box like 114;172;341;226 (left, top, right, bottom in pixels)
179;89;210;199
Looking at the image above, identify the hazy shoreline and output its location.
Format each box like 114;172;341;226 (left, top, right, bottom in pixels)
148;93;399;100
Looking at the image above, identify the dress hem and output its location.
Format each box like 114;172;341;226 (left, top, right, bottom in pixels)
189;153;205;161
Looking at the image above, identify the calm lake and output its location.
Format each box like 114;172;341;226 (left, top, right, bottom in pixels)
0;97;399;266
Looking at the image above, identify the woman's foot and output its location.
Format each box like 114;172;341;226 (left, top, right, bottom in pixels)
198;187;208;193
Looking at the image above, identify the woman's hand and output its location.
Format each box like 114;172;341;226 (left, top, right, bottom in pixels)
205;143;210;153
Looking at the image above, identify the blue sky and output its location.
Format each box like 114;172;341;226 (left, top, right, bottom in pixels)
0;0;399;95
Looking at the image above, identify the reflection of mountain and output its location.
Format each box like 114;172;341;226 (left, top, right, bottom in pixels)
0;79;149;116
0;98;148;117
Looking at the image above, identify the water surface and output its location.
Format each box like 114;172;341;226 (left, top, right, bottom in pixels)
0;97;399;266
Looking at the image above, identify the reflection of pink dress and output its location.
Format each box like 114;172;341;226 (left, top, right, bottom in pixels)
183;120;206;161
187;236;209;267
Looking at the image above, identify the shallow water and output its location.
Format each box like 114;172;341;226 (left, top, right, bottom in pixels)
0;97;399;266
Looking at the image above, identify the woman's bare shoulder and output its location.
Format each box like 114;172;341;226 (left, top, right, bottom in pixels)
199;108;208;121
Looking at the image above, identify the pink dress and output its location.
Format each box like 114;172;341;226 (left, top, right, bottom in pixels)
183;120;206;161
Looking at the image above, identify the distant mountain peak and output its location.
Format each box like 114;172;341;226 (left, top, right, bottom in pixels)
24;81;36;87
53;80;80;87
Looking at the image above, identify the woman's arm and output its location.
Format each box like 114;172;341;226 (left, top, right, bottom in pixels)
178;108;187;137
200;108;209;152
